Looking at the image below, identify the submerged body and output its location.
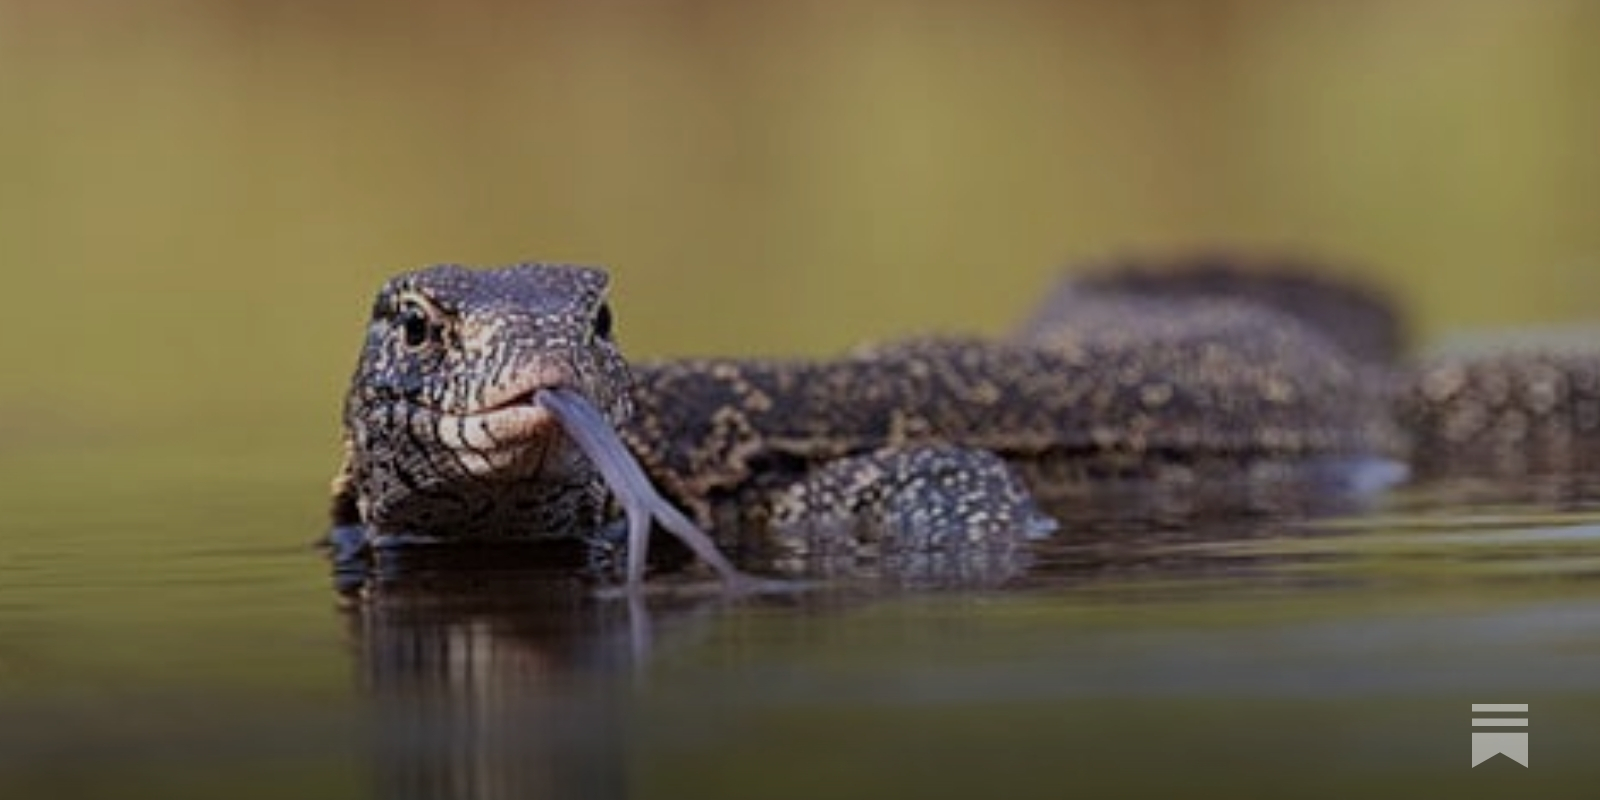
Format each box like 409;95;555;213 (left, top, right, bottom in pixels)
332;258;1600;582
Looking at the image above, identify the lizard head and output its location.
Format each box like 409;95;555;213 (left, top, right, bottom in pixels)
339;263;633;537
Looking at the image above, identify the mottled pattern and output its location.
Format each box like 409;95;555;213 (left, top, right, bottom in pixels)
333;264;629;540
766;445;1056;555
629;334;1390;492
1401;348;1600;475
622;325;1400;558
337;258;1600;580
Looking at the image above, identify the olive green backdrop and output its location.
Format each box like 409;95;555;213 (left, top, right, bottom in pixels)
2;0;1598;486
1;6;1598;797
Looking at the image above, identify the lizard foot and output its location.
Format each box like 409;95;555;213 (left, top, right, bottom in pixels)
765;445;1057;577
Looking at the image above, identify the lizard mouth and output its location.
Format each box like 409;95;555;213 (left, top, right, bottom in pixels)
433;360;588;475
466;389;561;442
431;388;565;477
467;363;578;423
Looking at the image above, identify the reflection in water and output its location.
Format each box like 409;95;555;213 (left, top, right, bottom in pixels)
342;549;648;800
332;467;1401;799
323;461;1600;798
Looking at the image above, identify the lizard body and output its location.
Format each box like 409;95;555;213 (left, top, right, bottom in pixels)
331;258;1600;581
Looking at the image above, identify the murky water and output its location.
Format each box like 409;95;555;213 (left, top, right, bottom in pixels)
4;451;1599;800
4;1;1599;797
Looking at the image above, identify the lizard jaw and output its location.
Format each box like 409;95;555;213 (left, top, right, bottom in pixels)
449;361;577;452
435;401;563;477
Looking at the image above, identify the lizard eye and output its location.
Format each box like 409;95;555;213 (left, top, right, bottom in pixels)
396;299;434;349
593;303;613;341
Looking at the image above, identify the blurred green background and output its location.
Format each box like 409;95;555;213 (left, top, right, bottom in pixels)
2;0;1599;487
2;6;1599;796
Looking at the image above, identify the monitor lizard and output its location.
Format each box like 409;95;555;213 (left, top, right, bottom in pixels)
328;259;1600;587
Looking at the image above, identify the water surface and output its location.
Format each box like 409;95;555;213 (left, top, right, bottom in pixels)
3;443;1598;800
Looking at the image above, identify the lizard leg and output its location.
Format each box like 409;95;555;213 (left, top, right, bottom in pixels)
762;445;1057;575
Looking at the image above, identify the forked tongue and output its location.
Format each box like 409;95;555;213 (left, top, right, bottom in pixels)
536;387;751;589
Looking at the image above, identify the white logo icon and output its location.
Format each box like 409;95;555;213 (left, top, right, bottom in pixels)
1471;703;1529;768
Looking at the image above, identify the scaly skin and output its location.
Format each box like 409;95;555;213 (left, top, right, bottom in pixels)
332;259;1411;577
332;264;629;540
1402;348;1600;476
623;329;1396;527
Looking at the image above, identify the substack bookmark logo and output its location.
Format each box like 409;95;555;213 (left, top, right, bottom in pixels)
1471;704;1529;768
